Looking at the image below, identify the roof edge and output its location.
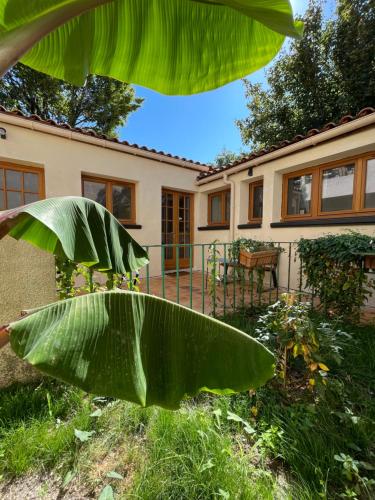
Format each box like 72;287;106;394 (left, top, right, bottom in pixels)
0;106;209;172
197;107;375;182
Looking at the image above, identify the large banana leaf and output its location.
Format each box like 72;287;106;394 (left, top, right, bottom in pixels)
0;0;303;94
8;291;275;409
0;196;148;273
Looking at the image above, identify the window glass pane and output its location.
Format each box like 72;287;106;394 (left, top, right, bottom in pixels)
7;191;22;209
287;174;312;215
365;159;375;209
24;172;39;192
112;184;132;220
321;165;354;212
252;185;263;219
0;190;3;209
210;195;222;223
0;169;3;189
83;180;107;207
24;193;40;205
225;192;231;222
6;169;22;190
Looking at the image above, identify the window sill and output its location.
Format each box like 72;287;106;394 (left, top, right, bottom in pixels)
198;225;230;231
122;223;142;229
238;223;262;229
271;216;375;228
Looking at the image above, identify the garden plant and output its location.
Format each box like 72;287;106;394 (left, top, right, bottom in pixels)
298;232;375;320
0;197;275;408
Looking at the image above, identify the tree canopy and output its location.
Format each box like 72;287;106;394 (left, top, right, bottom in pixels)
0;63;143;136
213;148;244;167
236;0;375;149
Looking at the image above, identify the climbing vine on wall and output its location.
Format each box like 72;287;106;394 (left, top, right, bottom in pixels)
297;232;375;321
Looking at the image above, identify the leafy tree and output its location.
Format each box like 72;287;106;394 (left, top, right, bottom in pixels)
0;63;143;137
237;0;375;149
213;148;244;167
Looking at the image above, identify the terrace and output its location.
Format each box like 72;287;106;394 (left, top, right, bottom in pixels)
131;241;375;320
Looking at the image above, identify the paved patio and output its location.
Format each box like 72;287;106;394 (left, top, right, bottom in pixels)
137;270;307;316
135;270;375;321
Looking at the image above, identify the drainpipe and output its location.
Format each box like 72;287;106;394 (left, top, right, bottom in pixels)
223;173;235;242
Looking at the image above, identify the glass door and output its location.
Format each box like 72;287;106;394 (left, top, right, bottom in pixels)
162;189;193;270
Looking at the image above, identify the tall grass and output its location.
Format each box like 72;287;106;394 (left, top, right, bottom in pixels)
0;318;373;499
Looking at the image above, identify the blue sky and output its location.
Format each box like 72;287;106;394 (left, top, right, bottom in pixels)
119;0;334;164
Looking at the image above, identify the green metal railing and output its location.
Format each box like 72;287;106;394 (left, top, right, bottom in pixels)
136;241;312;317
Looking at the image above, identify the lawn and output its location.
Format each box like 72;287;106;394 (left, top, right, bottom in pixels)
0;313;374;499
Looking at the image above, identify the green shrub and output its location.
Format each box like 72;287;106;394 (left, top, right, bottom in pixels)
297;233;375;320
255;293;350;390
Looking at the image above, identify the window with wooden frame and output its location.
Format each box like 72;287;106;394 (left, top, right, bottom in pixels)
248;180;263;222
82;175;136;224
0;163;44;210
208;189;230;226
281;153;375;220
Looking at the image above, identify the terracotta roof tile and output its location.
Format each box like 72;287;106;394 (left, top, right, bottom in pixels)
0;106;208;169
197;107;375;180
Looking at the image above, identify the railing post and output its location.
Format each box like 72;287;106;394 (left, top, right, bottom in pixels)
232;255;236;313
189;244;193;309
201;244;205;314
276;243;281;300
287;242;292;292
145;246;150;294
213;242;217;317
162;245;166;299
176;244;180;304
223;243;227;316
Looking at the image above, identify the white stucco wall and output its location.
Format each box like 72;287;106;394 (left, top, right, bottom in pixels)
0;117;205;277
1;113;374;288
197;125;375;292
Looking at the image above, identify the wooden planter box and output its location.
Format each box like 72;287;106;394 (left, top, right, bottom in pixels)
239;249;279;270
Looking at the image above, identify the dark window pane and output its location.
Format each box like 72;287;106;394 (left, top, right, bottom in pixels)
6;170;22;190
253;185;263;219
7;191;22;209
24;193;40;205
287;174;312;215
0;169;3;189
0;190;3;209
225;192;231;222
83;180;107;207
321;165;354;212
365;159;375;209
210;195;222;223
24;172;39;192
112;184;132;220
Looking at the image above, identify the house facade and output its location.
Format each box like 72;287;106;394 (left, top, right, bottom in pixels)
0;106;375;283
2;106;374;388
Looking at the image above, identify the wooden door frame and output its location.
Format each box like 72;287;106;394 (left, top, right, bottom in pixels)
162;188;194;270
